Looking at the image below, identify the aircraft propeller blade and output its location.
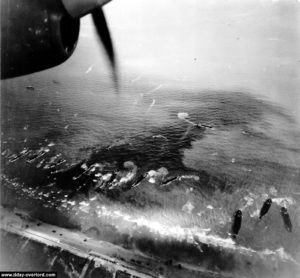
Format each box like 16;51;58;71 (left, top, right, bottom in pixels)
91;8;118;90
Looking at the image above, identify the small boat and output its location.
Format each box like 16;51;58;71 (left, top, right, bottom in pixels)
26;85;35;90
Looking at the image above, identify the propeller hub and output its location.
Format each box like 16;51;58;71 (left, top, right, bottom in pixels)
62;0;111;18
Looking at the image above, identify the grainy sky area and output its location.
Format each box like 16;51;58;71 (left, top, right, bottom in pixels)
79;0;299;120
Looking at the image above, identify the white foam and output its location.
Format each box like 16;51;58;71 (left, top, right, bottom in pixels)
119;172;135;184
250;209;260;218
158;167;168;176
147;170;157;177
81;163;88;170
20;148;29;155
102;173;112;181
241;195;254;211
47;142;55;147
179;175;199;181
177;112;189;120
80;206;90;213
152;135;167;140
182;201;195;214
197;211;205;217
148;168;168;178
260;247;298;264
79;201;89;207
74;203;298;265
269;186;278;196
272;197;295;207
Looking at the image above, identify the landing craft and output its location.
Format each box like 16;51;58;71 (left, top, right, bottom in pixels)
280;207;292;232
1;0;117;88
231;210;242;239
195;123;213;129
259;198;272;220
161;176;178;185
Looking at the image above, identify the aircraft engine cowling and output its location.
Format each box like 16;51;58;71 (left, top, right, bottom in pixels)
1;0;80;79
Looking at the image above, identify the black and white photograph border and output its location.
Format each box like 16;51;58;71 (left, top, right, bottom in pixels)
1;0;300;277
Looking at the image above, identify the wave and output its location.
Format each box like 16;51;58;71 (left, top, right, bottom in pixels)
272;197;295;207
92;204;298;266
